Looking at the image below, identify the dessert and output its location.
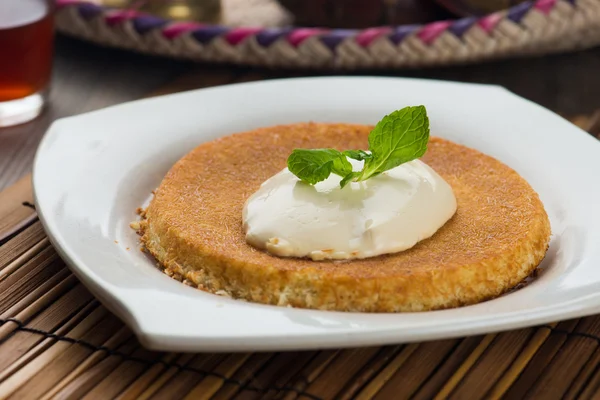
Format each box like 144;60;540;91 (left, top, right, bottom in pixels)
244;106;458;261
137;107;551;312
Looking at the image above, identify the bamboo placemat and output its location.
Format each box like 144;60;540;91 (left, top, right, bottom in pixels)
0;114;599;399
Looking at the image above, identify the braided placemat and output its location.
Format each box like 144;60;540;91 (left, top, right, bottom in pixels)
0;113;598;398
55;0;600;69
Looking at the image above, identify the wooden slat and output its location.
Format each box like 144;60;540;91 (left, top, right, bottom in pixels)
338;345;403;400
434;335;496;399
487;325;555;399
81;346;164;400
0;306;108;398
524;317;600;398
7;313;124;399
279;350;339;400
412;336;486;400
233;351;318;400
575;351;600;400
371;340;459;400
449;328;536;398
209;352;276;400
0;281;92;370
0;275;85;371
0;221;45;269
503;319;580;398
0;238;50;282
147;353;230;399
41;326;133;400
299;347;381;399
356;345;418;400
50;337;141;400
565;344;600;400
0;247;63;315
0;176;36;243
115;353;193;400
0;267;71;320
181;354;252;400
135;353;199;399
0;301;100;384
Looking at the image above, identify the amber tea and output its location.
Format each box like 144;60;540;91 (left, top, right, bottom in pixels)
0;0;53;127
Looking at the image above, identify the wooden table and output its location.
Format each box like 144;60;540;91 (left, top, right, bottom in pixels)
0;35;600;399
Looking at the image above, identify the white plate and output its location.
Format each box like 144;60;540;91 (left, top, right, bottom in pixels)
33;77;600;352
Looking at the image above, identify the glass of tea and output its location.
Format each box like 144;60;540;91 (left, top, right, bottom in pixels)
0;0;54;128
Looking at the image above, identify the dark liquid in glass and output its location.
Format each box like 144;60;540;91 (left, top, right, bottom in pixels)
0;0;53;102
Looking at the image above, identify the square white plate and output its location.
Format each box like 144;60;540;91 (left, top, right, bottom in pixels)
33;77;600;352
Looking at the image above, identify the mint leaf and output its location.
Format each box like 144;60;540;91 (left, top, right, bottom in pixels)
286;106;430;188
343;150;371;161
287;149;353;185
340;171;361;188
357;106;429;182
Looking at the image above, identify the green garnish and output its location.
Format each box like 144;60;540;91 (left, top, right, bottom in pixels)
342;149;371;161
287;105;430;188
287;148;353;185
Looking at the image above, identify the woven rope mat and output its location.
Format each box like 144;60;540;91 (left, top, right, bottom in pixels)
55;0;600;70
0;114;599;399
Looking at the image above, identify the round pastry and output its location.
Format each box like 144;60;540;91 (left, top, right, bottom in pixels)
138;123;551;312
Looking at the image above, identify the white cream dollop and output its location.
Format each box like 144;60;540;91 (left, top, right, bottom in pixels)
243;158;457;261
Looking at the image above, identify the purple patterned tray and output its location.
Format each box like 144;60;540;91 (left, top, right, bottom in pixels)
55;0;600;69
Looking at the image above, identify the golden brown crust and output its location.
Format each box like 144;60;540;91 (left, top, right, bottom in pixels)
139;123;551;312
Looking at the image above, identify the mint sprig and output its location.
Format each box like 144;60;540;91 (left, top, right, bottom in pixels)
287;106;430;188
343;150;371;161
287;148;353;185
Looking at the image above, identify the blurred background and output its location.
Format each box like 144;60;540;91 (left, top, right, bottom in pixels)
0;0;599;190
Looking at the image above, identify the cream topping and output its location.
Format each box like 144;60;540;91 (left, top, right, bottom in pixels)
243;158;457;261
